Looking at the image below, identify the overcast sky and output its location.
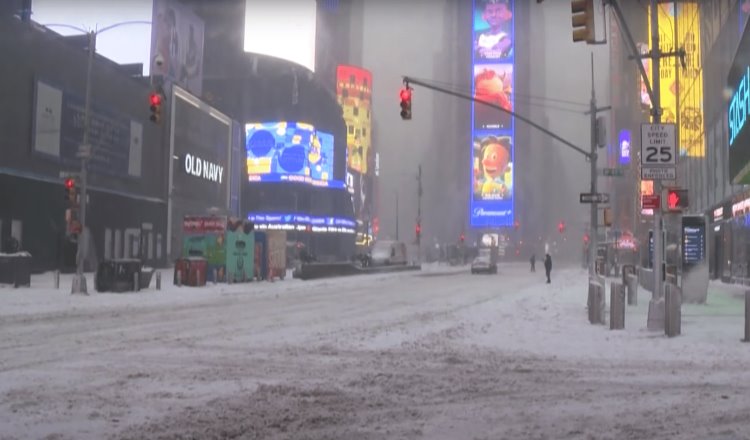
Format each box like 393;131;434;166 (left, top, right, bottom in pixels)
31;0;153;74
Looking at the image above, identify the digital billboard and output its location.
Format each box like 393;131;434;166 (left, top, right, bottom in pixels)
245;121;341;188
470;0;514;228
243;0;317;72
729;11;750;184
336;65;372;175
645;2;704;157
151;0;205;96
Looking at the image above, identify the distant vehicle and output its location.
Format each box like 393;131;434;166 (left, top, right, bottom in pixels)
471;246;498;274
370;240;408;266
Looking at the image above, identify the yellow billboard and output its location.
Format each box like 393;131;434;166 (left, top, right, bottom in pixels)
676;2;705;157
645;2;704;157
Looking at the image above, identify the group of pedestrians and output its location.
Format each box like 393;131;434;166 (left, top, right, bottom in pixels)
529;253;552;284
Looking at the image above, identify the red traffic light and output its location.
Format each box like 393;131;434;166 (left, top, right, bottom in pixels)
64;178;75;189
460;233;465;243
415;223;421;235
558;221;566;233
399;87;412;120
149;93;162;106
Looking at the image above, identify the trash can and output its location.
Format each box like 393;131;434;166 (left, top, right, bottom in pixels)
95;259;142;293
0;252;32;287
174;257;207;287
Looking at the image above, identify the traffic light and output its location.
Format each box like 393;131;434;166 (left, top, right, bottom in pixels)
460;232;465;244
666;189;689;211
415;222;421;244
558;221;566;234
149;91;163;123
64;178;77;205
399;87;412;120
571;0;595;43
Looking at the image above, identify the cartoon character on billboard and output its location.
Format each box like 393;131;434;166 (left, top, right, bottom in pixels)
474;0;513;60
474;65;513;129
474;135;512;200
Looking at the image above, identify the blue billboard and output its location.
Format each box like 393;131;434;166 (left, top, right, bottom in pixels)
471;0;515;227
245;121;342;188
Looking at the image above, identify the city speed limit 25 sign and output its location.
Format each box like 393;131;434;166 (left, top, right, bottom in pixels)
641;123;676;180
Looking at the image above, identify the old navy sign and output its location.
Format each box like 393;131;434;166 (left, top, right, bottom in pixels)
184;153;224;184
729;66;750;147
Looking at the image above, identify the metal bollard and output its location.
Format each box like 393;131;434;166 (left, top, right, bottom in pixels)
54;270;60;289
134;272;140;292
610;282;625;330
177;270;182;287
665;283;682;337
588;281;604;325
213;268;218;284
156;271;161;290
626;274;638;306
743;291;750;343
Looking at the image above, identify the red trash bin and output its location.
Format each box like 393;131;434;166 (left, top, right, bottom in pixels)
186;257;207;286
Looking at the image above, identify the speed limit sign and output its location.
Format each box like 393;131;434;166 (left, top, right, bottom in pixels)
641;123;676;180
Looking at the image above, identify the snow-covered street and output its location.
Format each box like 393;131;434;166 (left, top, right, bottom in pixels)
2;263;750;439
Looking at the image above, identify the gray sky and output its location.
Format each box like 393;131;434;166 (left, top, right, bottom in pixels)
31;0;153;73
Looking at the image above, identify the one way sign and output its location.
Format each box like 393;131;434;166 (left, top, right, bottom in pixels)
580;192;610;204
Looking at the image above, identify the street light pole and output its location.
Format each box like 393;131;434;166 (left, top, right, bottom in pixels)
42;21;151;294
71;30;95;294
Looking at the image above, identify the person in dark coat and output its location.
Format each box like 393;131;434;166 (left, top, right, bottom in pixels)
529;254;536;272
544;253;552;284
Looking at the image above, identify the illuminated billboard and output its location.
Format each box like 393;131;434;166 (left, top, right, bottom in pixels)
645;2;704;157
243;0;317;72
729;11;750;184
470;0;515;228
245;122;342;188
336;65;372;175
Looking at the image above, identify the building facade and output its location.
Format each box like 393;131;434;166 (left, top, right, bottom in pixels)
0;13;169;272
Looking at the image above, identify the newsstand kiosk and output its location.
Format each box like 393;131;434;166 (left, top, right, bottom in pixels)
177;216;255;284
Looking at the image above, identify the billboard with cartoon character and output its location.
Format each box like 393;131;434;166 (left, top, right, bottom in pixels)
471;0;515;227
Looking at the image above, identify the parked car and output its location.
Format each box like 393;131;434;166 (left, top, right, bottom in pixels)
471;246;498;274
370;240;408;266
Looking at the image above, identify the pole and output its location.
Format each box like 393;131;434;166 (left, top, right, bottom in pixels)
651;0;664;303
417;165;422;261
72;30;95;295
395;190;399;241
589;53;598;278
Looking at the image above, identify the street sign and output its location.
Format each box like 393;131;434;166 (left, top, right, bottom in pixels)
641;123;676;180
641;166;676;180
580;192;610;204
76;144;92;159
642;194;661;210
598;167;625;177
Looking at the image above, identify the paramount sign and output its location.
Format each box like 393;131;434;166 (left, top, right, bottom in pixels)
184;153;224;184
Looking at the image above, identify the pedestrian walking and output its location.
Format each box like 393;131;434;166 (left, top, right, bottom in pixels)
544;253;552;284
529;254;536;272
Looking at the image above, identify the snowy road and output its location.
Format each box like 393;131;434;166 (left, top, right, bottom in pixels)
2;263;750;439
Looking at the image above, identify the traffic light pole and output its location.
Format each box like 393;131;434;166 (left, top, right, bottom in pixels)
649;0;665;308
417;164;423;259
588;54;598;278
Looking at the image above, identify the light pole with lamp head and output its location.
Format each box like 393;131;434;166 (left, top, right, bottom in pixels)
44;21;151;294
